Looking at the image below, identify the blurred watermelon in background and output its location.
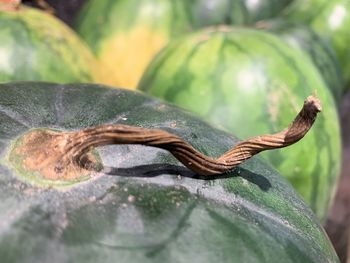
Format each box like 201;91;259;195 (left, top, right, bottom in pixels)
284;0;350;90
74;0;293;89
256;19;344;102
0;2;102;83
75;0;195;89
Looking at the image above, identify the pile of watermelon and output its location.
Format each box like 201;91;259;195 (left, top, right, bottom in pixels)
1;0;349;262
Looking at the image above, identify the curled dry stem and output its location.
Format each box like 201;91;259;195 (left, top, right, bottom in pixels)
15;95;321;180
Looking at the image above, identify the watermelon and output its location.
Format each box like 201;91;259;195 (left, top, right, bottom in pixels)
0;5;100;83
284;0;350;88
191;0;294;26
75;0;195;89
74;0;293;89
228;0;294;24
0;82;339;263
138;27;342;221
256;19;344;102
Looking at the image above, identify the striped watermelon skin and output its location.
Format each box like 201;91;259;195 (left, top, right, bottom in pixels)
74;0;293;89
75;0;195;89
138;27;342;221
229;0;293;24
191;0;294;26
0;82;339;263
284;0;350;88
0;6;99;83
257;19;344;102
191;0;232;27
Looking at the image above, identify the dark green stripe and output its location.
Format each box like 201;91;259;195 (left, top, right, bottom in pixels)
176;0;194;31
257;33;309;96
207;208;266;260
161;38;210;101
138;40;181;92
75;0;116;52
0;112;28;139
313;113;338;215
298;28;343;99
225;0;234;24
301;1;334;24
239;0;250;24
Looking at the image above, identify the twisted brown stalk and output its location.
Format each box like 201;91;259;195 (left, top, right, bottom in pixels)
17;95;321;180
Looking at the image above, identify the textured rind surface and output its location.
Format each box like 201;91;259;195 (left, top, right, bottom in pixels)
0;6;99;83
284;0;350;88
0;83;339;263
258;19;343;101
138;27;342;221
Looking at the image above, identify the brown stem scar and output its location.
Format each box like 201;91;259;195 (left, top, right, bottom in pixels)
13;95;321;180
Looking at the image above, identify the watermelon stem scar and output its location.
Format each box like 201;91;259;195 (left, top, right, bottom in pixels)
12;95;321;180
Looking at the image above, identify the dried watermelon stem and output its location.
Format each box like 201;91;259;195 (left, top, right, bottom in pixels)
16;95;321;179
66;95;321;175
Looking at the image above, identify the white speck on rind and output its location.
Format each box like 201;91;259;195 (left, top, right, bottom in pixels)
128;195;135;203
241;178;249;186
89;196;96;202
